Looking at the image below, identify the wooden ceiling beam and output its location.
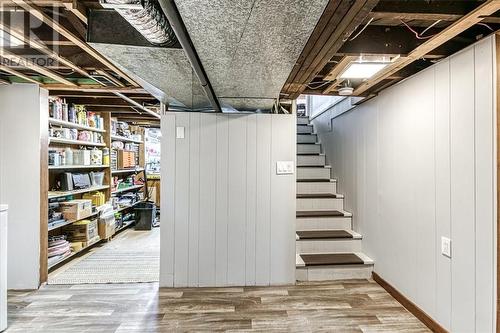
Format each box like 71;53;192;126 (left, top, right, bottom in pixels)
11;0;139;87
322;78;345;94
0;22;90;78
0;49;76;86
283;0;380;99
62;0;88;25
323;56;357;81
0;64;41;84
368;11;500;24
43;84;147;93
354;0;500;96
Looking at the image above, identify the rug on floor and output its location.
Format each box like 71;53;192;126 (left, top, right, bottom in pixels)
49;229;160;284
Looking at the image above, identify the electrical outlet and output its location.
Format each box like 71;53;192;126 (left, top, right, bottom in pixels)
441;237;451;258
276;161;294;175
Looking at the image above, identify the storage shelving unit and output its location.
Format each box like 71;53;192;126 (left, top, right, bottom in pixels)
45;105;150;274
110;123;148;230
47;106;112;272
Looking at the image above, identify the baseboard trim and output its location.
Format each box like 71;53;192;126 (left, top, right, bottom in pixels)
372;272;448;333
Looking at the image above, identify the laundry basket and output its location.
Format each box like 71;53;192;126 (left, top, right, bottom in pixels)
134;201;156;230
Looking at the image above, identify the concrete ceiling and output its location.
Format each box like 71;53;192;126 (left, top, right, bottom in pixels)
174;0;329;111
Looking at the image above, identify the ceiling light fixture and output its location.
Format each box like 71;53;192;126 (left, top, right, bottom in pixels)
339;62;388;79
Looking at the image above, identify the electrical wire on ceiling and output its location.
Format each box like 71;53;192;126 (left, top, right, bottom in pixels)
306;80;332;90
400;19;441;40
349;17;374;41
477;22;494;31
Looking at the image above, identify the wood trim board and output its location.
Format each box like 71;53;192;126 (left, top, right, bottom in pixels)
372;272;449;333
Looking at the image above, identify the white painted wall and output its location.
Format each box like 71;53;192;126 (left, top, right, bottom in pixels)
160;113;296;287
311;36;497;332
0;84;47;290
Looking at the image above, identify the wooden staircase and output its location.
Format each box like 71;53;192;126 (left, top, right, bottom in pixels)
296;116;373;281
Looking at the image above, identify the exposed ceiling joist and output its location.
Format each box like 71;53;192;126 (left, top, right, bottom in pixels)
283;0;380;99
0;50;76;86
323;78;345;94
42;84;147;93
62;0;88;25
0;22;90;78
368;11;500;24
354;0;500;96
324;56;357;81
10;0;138;87
0;64;41;84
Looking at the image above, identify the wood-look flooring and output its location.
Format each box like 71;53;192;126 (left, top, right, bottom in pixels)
6;279;430;332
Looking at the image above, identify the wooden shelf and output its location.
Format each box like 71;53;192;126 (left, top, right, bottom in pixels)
111;168;144;174
48;185;110;199
111;135;143;144
49;165;109;170
115;220;135;233
49;137;106;147
48;211;100;231
48;237;101;270
114;200;143;213
111;184;144;194
49;118;106;133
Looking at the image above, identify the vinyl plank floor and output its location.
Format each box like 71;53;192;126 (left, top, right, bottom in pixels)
6;279;430;332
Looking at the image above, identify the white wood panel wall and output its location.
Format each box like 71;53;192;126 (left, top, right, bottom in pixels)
160;113;296;287
311;36;497;332
0;84;47;289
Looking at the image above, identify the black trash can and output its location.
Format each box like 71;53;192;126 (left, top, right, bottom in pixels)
134;201;156;230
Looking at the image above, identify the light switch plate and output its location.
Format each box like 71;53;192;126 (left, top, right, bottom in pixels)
441;237;451;258
276;161;294;175
176;126;185;139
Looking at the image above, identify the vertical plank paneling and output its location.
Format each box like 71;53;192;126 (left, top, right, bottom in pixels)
215;115;229;286
245;114;257;285
188;113;200;287
198;113;217;286
161;113;296;287
160;113;176;287
270;115;296;285
473;37;495;333
450;47;476;332
434;59;452;330
227;116;248;285
174;113;190;287
255;114;272;285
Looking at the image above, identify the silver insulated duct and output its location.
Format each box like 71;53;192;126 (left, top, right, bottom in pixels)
100;0;177;46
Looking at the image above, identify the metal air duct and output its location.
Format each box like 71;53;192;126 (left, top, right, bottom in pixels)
100;0;177;47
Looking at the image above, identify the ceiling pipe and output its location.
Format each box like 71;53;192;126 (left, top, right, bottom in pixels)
114;92;161;119
157;0;222;112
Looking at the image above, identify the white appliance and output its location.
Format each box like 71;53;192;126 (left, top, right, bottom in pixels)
0;205;7;332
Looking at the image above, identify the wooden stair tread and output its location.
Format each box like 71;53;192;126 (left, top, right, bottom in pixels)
301;253;364;266
296;210;345;218
296;179;331;182
297;230;352;239
297;193;338;199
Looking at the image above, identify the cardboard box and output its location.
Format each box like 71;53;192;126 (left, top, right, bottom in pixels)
60;199;92;221
117;150;136;169
63;219;99;242
98;212;116;239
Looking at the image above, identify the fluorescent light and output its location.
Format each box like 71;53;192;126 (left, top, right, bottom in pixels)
0;31;23;47
340;63;387;79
